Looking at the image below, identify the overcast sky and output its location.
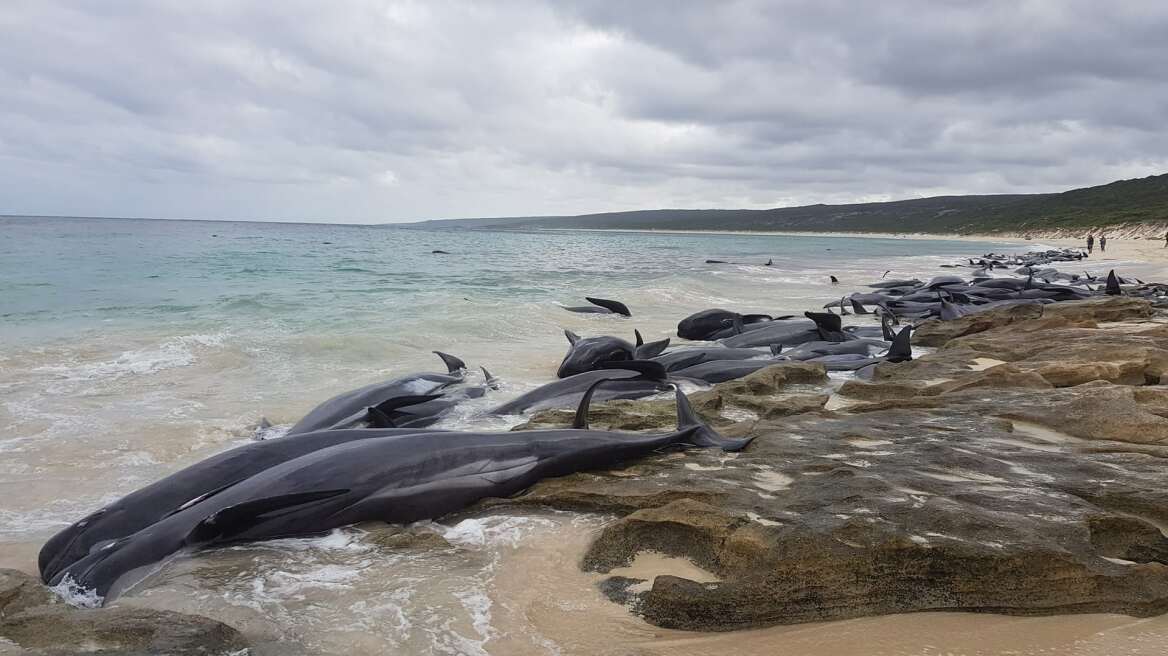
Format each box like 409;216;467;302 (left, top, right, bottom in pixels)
1;1;1165;223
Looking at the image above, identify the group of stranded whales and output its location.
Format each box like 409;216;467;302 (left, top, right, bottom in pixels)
42;246;1163;605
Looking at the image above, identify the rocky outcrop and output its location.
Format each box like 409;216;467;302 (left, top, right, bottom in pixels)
912;303;1045;346
912;297;1154;349
0;570;55;621
497;301;1168;630
0;605;248;655
1042;296;1156;323
0;569;248;655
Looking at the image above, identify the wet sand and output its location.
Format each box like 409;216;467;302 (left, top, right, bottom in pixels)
483;512;1168;656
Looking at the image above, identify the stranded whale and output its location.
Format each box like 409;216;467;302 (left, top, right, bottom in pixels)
50;385;750;604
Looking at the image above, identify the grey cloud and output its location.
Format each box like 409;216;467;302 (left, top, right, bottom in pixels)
0;0;1165;222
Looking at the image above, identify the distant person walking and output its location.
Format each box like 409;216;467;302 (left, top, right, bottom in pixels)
1086;234;1094;253
1100;235;1107;252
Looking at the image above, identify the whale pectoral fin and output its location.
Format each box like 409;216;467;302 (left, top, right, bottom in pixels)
635;338;670;359
365;395;442;428
585;297;631;316
352;459;541;519
166;479;247;518
599;359;668;381
188;489;349;544
433;351;466;373
666;352;707;372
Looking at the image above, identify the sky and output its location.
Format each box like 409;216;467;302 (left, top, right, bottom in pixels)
1;1;1166;223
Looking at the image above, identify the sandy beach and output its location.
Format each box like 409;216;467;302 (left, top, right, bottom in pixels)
574;227;1168;279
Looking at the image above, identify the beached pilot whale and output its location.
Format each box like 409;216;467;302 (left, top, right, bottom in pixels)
556;330;670;378
384;368;499;428
493;361;672;415
677;309;774;341
38;425;447;584
803;325;913;371
49;384;751;604
287;351;467;435
561;297;632;317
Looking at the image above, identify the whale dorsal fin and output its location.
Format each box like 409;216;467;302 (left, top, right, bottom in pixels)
635;337;670;359
564;330;581;345
480;367;499;389
1105;270;1122;296
634;329;644;347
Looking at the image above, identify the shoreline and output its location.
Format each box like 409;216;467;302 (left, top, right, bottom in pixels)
562;227;1168;277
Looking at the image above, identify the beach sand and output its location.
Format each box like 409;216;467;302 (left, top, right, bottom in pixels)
579;227;1168;279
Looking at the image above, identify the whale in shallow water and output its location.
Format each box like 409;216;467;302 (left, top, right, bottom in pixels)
718;316;824;349
38;425;446;584
671;358;781;384
383;368;498;428
561;297;632;316
677;309;773;341
50;385;751;604
287;351;467;435
805;325;913;371
492;361;671;415
652;346;776;371
556;330;670;378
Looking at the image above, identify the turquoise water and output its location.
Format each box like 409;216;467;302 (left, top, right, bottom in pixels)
0;216;1028;654
1;216;1018;342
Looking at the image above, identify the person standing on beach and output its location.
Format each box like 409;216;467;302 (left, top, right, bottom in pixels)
1086;234;1094;253
1100;235;1107;252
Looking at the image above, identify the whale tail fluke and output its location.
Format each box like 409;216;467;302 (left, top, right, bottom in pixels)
673;386;753;452
886;326;913;363
805;311;845;341
585;297;632;317
433;351;466;373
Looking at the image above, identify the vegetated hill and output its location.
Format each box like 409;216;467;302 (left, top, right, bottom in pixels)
407;173;1168;235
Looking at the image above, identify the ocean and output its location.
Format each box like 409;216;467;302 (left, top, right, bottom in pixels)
1;216;1030;654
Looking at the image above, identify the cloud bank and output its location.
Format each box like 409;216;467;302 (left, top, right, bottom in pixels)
1;0;1165;222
